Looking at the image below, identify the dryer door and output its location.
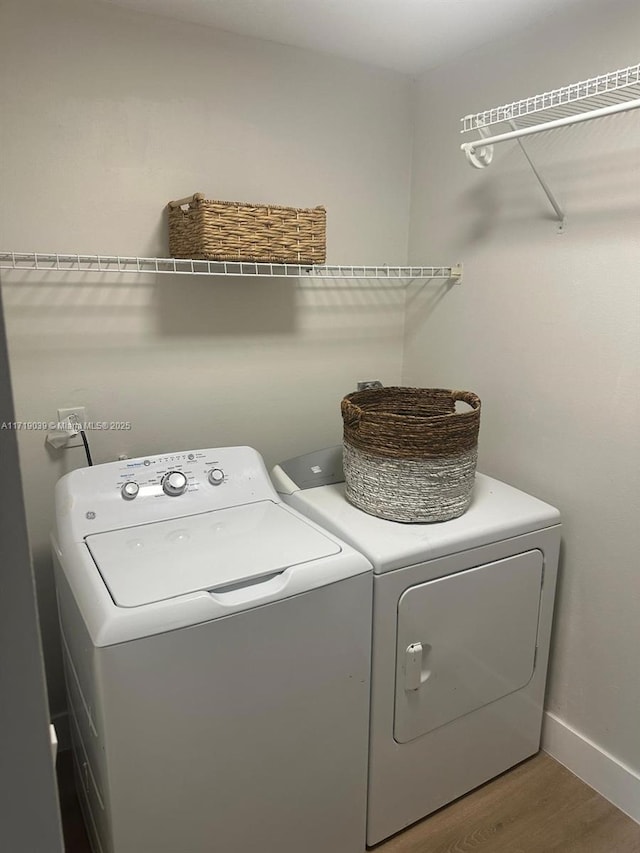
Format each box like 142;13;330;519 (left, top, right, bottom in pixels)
394;550;543;744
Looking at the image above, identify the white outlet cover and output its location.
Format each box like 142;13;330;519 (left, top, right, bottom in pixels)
57;407;86;448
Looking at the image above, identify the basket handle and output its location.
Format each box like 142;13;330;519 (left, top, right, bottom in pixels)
451;390;481;411
167;193;205;210
341;398;362;429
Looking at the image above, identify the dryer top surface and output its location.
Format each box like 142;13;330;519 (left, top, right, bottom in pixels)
281;473;560;572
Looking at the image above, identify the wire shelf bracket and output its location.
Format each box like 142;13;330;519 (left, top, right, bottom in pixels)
460;62;640;230
0;253;463;284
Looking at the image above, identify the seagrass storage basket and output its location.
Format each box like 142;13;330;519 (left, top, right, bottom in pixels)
341;387;481;523
167;193;326;264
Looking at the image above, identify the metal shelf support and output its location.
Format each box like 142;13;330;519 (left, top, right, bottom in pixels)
511;123;565;231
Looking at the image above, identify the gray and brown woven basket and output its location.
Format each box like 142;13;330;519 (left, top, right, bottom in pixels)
341;387;481;523
167;193;326;264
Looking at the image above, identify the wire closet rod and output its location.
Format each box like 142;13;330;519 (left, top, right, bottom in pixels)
461;97;640;156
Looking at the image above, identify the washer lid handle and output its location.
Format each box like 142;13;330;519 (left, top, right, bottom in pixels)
208;569;291;608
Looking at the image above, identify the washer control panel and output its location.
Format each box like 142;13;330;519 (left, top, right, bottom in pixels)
114;450;227;502
56;446;277;540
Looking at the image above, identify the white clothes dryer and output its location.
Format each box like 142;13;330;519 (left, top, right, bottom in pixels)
272;447;561;846
53;446;372;853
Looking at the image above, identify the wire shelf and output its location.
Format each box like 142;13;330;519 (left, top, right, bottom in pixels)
461;62;640;132
0;253;462;283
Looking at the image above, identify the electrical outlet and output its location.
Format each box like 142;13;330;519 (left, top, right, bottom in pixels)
57;406;86;448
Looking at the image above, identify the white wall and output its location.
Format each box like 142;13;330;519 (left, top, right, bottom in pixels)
0;0;413;714
406;0;640;807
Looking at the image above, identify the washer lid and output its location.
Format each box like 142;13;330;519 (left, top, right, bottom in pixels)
85;501;341;607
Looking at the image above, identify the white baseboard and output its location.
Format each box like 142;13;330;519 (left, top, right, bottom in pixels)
542;711;640;824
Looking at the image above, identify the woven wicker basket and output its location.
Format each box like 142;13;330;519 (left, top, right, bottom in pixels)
167;193;326;264
341;387;481;523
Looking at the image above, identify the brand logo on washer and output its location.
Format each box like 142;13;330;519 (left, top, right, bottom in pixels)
86;511;96;520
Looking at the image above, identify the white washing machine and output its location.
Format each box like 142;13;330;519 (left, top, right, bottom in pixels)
52;446;372;853
272;448;561;846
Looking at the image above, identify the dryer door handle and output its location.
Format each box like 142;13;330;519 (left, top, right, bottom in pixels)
405;643;423;691
404;642;431;691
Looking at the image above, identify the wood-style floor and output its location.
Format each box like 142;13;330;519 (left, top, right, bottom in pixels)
375;753;640;853
57;751;640;852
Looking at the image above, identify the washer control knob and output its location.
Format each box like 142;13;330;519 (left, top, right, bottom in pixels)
162;471;188;497
208;468;225;486
121;481;140;501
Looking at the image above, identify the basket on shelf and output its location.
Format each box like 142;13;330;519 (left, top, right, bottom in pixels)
167;193;326;264
341;386;481;523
